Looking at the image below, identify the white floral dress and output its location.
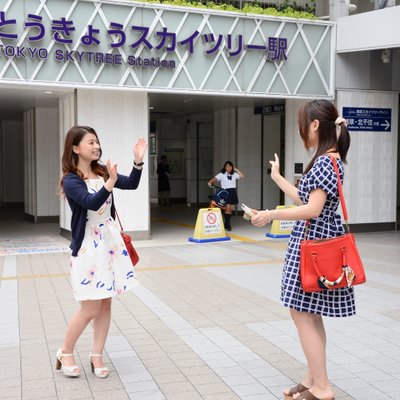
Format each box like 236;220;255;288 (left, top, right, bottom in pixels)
70;177;139;301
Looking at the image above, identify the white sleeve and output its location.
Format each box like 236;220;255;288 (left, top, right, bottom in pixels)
215;173;223;181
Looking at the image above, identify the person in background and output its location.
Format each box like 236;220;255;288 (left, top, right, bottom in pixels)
157;155;171;206
208;161;244;231
58;125;147;379
251;100;353;400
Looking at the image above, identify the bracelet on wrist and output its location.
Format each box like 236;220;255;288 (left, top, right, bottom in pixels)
134;161;144;167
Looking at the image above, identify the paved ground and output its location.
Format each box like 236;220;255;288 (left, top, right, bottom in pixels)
0;205;399;400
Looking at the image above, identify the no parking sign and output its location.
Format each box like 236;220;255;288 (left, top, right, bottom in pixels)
188;208;231;243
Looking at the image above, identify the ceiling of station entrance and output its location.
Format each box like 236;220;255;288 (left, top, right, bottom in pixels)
0;84;281;115
0;85;73;113
148;92;282;116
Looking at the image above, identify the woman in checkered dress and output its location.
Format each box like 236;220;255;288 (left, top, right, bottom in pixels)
251;100;354;400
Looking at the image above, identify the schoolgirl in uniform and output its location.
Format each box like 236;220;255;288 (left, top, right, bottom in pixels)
208;161;244;231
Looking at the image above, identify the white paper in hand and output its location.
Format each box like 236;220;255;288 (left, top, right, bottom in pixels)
241;204;256;220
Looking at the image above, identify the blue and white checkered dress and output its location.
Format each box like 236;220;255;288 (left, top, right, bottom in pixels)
281;155;356;317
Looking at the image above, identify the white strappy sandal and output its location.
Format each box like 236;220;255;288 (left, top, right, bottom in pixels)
89;352;109;378
55;348;81;377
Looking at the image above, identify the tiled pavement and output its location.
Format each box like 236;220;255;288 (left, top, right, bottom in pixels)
1;209;400;400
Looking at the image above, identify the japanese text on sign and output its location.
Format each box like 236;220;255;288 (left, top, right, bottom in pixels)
342;107;392;132
0;10;288;69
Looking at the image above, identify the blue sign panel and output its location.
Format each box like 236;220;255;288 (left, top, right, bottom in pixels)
254;104;285;115
342;107;391;132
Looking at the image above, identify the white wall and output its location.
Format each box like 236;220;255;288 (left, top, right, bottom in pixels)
24;110;35;216
59;93;76;232
337;6;400;53
71;89;150;238
336;52;371;90
284;99;310;204
237;107;262;209
262;113;281;210
337;90;398;224
336;50;397;92
23;107;59;219
286;95;398;226
213;108;236;173
0;120;23;203
36;107;59;216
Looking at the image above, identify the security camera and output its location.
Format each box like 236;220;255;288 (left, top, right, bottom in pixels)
381;49;391;64
345;0;357;12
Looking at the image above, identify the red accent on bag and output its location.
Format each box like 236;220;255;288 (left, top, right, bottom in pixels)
120;231;139;266
300;155;366;292
115;210;139;266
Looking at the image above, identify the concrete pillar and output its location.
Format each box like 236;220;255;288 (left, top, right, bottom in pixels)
59;93;75;233
23;107;59;223
329;0;349;21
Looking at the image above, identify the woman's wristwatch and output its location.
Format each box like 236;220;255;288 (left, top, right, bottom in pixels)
134;161;144;167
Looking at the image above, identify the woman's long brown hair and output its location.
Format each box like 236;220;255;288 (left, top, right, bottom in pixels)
59;125;108;193
298;100;350;174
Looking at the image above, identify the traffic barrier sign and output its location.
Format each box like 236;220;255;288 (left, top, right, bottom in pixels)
188;208;231;243
266;205;296;238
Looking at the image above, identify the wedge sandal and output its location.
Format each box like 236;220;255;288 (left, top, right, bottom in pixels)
295;389;335;400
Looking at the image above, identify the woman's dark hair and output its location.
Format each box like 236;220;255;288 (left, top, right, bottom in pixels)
59;125;107;192
298;99;350;173
221;161;234;174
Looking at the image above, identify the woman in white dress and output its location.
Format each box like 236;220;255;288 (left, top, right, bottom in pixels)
57;126;147;378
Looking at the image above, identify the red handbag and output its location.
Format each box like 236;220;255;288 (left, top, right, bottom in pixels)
300;155;366;292
115;210;139;266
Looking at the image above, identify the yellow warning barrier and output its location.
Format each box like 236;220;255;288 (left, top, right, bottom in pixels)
188;208;231;243
266;205;296;238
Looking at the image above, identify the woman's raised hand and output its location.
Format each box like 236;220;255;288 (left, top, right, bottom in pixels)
106;159;118;184
133;138;147;163
269;153;281;181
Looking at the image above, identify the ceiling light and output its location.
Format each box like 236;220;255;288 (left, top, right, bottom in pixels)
44;91;53;94
381;49;391;63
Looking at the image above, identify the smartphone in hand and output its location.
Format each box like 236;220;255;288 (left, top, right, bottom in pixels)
241;204;256;220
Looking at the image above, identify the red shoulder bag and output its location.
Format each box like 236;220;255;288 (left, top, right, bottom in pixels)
299;155;366;292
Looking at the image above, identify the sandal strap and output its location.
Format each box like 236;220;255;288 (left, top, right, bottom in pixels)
287;383;309;396
90;353;103;357
94;366;109;372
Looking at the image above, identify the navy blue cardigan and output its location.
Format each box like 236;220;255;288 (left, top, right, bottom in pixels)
63;167;142;256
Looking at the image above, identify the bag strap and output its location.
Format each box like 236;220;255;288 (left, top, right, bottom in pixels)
114;208;124;231
328;154;350;231
304;154;350;239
